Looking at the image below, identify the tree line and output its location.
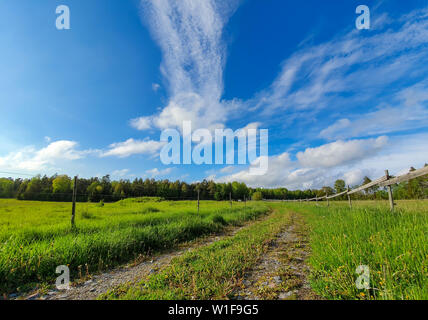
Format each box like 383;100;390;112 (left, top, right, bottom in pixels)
0;165;427;203
0;175;250;202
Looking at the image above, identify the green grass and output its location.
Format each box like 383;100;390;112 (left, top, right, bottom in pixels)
2;198;426;300
0;198;269;294
100;205;291;300
285;200;428;300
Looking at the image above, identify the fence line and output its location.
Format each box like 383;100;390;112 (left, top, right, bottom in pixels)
276;165;428;211
380;166;428;187
326;190;348;199
347;176;388;195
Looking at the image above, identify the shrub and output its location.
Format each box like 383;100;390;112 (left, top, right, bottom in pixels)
212;214;227;225
252;192;263;201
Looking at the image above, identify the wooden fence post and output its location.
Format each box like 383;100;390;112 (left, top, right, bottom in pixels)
197;189;200;214
71;175;78;229
326;193;329;207
315;195;318;206
347;186;352;209
385;170;395;211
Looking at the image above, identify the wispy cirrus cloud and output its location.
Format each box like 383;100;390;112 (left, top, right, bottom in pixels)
248;7;428;138
320;81;428;140
132;0;241;132
114;4;428;190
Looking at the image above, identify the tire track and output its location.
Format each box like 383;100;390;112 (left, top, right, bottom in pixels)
19;214;271;300
234;212;320;300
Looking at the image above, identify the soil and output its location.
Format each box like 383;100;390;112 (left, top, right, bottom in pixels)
233;212;320;300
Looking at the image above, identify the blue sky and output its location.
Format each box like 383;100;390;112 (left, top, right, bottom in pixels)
1;0;427;189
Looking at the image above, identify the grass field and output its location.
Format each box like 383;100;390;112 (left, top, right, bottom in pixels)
100;200;427;300
100;205;291;300
1;198;427;300
286;200;428;300
0;198;269;293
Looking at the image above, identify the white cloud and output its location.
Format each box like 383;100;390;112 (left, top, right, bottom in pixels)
319;119;351;140
214;133;427;190
343;169;371;187
130;117;153;131
102;139;165;158
214;150;346;189
220;166;236;174
0;140;91;172
146;167;173;177
353;133;428;178
111;169;130;178
297;136;388;168
136;0;241;131
216;152;294;188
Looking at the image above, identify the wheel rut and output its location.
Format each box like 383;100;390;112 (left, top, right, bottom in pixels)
233;212;319;300
19;215;271;300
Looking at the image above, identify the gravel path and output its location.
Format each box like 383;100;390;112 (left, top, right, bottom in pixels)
18;218;265;301
234;212;319;300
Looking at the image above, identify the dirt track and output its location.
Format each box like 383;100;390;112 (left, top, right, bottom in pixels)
20;217;265;300
19;211;318;301
234;212;319;300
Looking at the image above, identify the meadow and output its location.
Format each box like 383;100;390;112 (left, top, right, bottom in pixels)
287;200;428;300
0;198;426;300
0;198;269;293
101;200;427;300
101;205;291;300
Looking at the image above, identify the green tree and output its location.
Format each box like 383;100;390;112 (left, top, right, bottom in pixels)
24;176;43;200
321;186;334;196
334;179;346;193
252;191;263;201
181;183;189;198
52;175;72;194
0;178;14;198
87;181;103;202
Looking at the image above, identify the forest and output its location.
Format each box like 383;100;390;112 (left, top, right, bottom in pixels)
0;164;427;203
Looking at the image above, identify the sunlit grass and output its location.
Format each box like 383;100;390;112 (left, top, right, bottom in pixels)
286;201;428;300
100;205;291;300
0;198;269;293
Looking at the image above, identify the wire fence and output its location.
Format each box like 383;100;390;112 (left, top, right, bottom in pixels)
270;165;428;211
